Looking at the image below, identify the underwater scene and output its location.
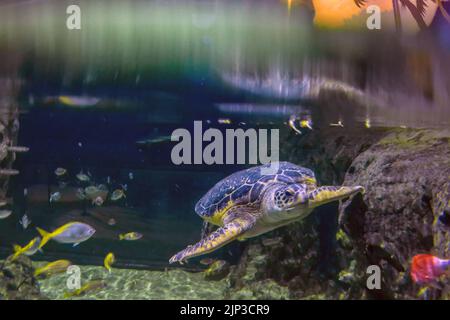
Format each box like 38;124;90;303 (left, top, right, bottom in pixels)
0;0;449;302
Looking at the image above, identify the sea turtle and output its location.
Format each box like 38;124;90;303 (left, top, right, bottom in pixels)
169;162;364;264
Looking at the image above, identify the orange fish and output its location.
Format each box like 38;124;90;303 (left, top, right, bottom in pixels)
410;254;450;284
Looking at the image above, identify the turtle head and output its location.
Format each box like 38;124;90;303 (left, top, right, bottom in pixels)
263;184;309;217
263;184;365;217
272;185;309;211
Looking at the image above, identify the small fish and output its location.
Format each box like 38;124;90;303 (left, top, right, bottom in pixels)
136;135;175;146
34;260;72;279
11;237;42;260
121;184;128;191
299;119;313;130
54;167;67;176
84;185;99;195
262;236;283;247
110;189;126;201
19;214;31;229
104;252;115;273
199;258;215;266
329;120;344;127
107;176;111;184
64;280;107;298
365;118;371;129
76;188;86;200
204;260;228;277
107;218;116;226
76;172;90;182
58;181;68;189
36;222;96;249
0;169;19;176
417;286;431;300
0;210;12;219
119;232;143;241
218;118;232;124
410;254;450;285
97;184;108;192
24;188;28;196
128;172;134;180
58;96;100;107
288;115;302;135
92;196;104;206
49;191;61;202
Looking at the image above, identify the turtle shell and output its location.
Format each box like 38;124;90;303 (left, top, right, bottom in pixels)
195;162;316;220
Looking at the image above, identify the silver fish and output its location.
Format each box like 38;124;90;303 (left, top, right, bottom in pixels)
288;115;302;135
76;188;86;200
54;167;67;176
50;192;61;202
37;222;96;247
0;210;12;219
23;237;41;256
76;172;90;182
110;189;125;201
19;214;31;229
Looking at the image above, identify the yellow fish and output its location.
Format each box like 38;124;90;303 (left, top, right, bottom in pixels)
58;96;100;108
11;237;42;261
104;252;115;273
218;118;232;124
299;119;313;130
204;260;228;277
64;280;107;298
34;260;72;279
119;232;143;241
36;222;96;249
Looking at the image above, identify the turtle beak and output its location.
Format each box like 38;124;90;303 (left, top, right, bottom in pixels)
307;186;364;209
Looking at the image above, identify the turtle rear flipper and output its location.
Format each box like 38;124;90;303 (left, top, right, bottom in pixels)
169;213;256;264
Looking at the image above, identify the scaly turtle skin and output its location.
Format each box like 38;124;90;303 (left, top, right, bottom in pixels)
169;162;364;264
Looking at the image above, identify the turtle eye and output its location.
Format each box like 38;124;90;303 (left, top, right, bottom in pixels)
284;188;294;198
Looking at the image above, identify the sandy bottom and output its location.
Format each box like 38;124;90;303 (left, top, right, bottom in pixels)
35;262;229;300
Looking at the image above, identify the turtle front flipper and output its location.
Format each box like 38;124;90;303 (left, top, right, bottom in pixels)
308;186;364;208
169;214;256;264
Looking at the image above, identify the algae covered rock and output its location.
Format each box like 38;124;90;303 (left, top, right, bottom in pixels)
339;129;450;299
228;126;449;300
229;279;290;300
0;256;44;300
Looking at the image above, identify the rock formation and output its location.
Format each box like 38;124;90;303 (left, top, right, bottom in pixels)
228;126;450;300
